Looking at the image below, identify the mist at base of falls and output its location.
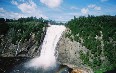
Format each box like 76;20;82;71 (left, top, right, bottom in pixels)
25;25;66;70
2;57;72;73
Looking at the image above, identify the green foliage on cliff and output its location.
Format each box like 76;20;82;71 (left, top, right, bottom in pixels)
66;15;116;72
0;17;47;55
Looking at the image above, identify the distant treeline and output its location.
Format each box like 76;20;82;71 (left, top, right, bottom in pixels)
66;15;116;73
0;17;48;22
0;17;65;25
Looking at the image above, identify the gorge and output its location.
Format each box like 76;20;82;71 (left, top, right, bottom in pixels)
0;15;116;73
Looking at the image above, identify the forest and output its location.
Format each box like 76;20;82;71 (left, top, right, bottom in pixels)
66;15;116;73
0;17;48;56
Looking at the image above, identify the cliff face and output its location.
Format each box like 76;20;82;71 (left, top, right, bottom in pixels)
56;29;93;73
0;25;46;57
0;34;42;57
0;35;40;57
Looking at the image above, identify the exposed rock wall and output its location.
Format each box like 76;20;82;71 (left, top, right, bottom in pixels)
0;27;47;57
56;29;93;73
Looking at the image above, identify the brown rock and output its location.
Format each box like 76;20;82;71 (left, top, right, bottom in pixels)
71;69;82;73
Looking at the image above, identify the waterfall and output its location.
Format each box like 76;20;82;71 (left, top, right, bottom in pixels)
25;24;66;70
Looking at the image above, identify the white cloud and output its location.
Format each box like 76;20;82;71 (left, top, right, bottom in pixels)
81;8;89;14
88;4;96;8
67;13;81;16
94;6;101;10
11;0;48;19
0;7;26;19
12;0;37;13
19;0;25;2
80;4;101;15
40;0;63;8
70;6;78;10
0;7;48;19
88;4;101;10
101;0;108;2
11;0;18;5
18;2;36;13
51;12;83;22
0;8;5;12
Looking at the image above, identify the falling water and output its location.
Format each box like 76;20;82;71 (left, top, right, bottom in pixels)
25;24;66;70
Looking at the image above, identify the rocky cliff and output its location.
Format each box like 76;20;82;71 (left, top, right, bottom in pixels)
0;21;47;57
56;28;93;73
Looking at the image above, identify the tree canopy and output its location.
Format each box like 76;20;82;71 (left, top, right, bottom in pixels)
66;15;116;73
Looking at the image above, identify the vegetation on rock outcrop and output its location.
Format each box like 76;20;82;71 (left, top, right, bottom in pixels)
0;17;48;57
66;15;116;73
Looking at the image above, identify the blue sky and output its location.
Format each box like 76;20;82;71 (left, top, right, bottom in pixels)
0;0;116;21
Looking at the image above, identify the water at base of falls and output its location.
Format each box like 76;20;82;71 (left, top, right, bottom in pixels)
25;25;66;70
0;57;72;73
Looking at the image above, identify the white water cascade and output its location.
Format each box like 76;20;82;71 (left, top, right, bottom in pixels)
25;24;66;70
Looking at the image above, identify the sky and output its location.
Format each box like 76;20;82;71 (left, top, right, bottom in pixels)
0;0;116;21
